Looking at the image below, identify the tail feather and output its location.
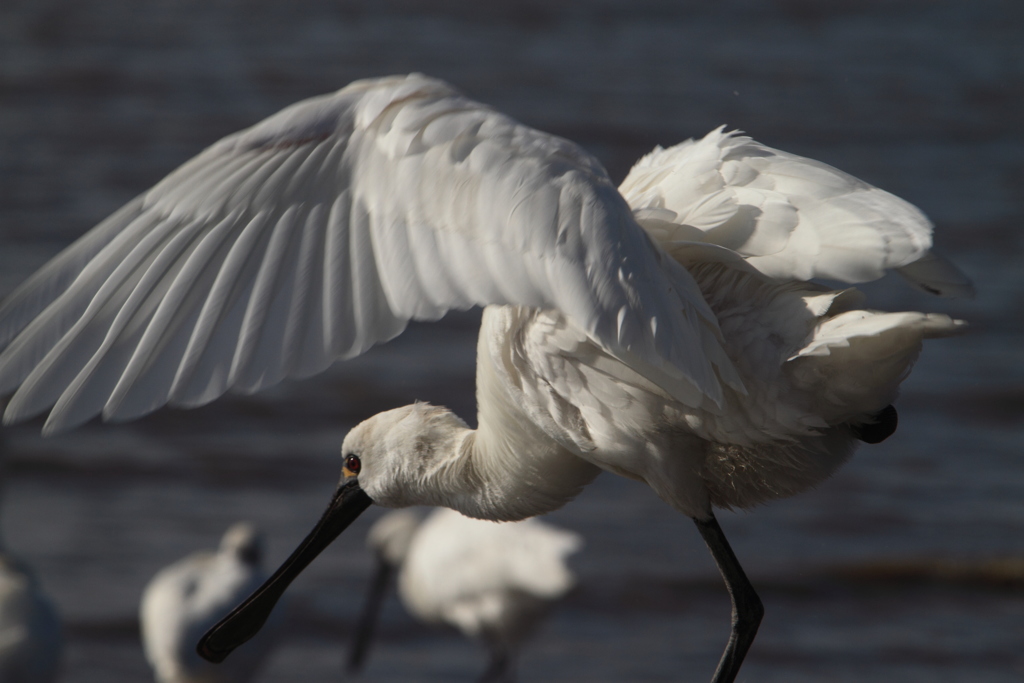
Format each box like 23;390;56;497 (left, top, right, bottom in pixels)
787;310;965;421
895;250;976;298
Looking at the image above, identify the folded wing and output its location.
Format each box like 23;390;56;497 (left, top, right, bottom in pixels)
620;127;974;297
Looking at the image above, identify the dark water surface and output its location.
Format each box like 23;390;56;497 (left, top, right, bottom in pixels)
1;1;1023;681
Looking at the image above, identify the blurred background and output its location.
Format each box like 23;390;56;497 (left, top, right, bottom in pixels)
0;0;1022;681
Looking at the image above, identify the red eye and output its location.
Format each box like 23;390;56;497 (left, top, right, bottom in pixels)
344;455;361;475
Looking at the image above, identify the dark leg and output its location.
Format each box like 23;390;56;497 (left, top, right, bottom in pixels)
693;513;763;683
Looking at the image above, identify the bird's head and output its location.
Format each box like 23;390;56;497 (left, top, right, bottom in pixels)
340;402;472;509
195;402;470;665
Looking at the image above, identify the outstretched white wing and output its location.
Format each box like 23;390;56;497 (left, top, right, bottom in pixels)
0;74;736;434
620;127;974;297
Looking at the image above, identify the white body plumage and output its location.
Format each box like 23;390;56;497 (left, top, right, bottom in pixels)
139;523;281;683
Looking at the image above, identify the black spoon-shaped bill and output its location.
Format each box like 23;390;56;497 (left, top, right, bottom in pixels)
197;479;373;663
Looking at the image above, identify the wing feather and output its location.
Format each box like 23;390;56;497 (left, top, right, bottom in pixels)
0;208;162;397
37;216;220;430
1;212;198;424
339;195;407;358
1;74;734;432
107;209;269;422
621;127;973;297
229;205;306;392
278;203;328;379
0;198;149;352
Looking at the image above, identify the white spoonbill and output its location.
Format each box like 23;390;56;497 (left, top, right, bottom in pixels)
348;508;581;682
0;74;971;682
139;522;281;683
0;551;62;682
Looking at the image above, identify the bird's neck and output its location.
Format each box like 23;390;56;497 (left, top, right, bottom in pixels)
428;313;600;522
447;420;597;522
382;409;593;522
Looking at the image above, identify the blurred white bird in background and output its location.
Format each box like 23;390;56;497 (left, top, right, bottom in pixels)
139;523;281;683
348;508;582;682
0;550;61;683
0;74;972;682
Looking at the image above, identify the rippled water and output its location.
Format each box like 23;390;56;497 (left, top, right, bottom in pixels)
1;1;1022;681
